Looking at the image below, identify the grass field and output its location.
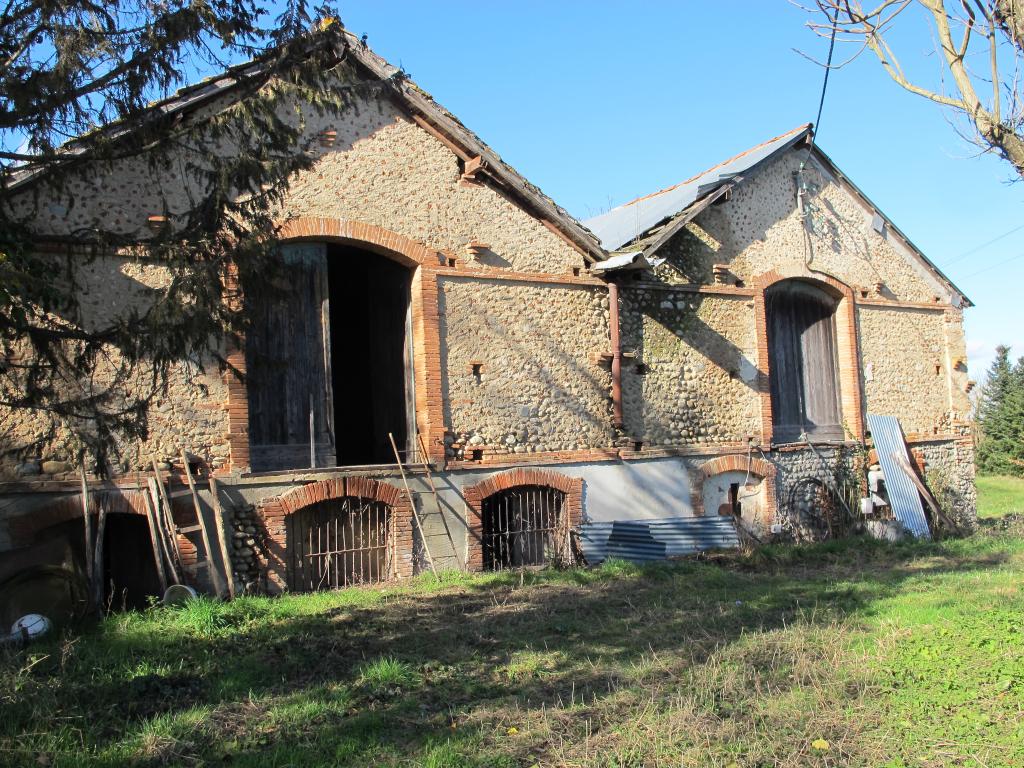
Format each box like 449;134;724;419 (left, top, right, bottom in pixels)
1;483;1023;767
976;474;1024;518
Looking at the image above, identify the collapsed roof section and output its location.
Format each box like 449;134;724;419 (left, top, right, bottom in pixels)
584;125;971;307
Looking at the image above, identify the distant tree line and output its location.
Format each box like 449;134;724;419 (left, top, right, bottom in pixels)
976;345;1024;476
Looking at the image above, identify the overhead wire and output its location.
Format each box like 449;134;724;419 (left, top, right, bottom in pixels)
942;222;1024;267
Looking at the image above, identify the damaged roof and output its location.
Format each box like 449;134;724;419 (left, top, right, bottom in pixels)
584;125;811;253
584;125;971;306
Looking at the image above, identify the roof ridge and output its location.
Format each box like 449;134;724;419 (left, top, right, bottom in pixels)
614;123;812;211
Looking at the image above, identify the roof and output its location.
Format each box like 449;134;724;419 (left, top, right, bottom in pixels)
584;125;812;252
582;125;971;306
7;25;605;262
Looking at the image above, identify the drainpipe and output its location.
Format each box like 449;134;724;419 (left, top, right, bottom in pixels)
608;280;624;429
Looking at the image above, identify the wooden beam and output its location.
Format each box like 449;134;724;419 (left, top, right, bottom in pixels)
180;450;227;598
389;432;438;577
208;477;238;599
79;464;93;584
142;489;169;593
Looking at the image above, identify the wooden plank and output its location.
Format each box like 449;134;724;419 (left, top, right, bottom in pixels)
208;477;238;599
147;477;181;584
91;497;108;612
151;461;184;571
389;432;437;577
142;488;169;593
79;464;94;583
180;450;227;598
892;453;960;534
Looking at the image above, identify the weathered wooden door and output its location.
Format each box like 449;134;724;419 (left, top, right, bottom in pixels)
766;280;843;442
246;243;336;471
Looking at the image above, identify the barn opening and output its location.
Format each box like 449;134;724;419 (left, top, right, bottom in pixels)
765;279;843;442
100;513;163;610
246;242;415;472
481;485;566;570
286;496;394;591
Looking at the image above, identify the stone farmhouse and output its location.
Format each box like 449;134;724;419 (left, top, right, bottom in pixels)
0;29;975;602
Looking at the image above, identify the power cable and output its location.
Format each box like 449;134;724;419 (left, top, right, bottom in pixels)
959;250;1024;280
801;9;838;167
942;222;1024;267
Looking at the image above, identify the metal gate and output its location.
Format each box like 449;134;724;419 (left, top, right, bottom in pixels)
286;497;394;591
481;485;567;570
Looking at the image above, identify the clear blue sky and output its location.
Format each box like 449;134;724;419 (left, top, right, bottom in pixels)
333;1;1022;379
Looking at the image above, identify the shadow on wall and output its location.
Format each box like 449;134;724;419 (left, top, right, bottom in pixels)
619;291;760;445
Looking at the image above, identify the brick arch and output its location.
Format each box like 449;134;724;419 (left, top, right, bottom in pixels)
278;217;445;268
256;476;414;592
463;469;584;572
752;267;864;444
691;453;778;518
225;217;446;472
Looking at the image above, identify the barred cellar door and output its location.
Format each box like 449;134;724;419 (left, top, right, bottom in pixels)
481;485;567;570
286;497;394;591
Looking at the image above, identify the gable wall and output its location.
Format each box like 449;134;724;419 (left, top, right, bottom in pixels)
619;147;971;449
0;85;606;481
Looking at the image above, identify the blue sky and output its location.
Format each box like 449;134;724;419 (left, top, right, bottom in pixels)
335;1;1021;379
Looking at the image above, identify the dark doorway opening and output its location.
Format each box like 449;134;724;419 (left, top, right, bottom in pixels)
101;513;163;610
327;244;414;466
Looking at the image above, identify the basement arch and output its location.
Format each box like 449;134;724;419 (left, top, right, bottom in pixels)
463;469;583;571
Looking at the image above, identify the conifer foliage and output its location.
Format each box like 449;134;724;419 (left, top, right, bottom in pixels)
0;2;371;472
976;345;1024;476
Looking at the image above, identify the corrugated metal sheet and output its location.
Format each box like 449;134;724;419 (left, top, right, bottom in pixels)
582;125;811;252
578;517;740;565
866;414;931;539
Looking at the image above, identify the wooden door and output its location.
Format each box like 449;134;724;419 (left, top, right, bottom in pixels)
246;243;336;471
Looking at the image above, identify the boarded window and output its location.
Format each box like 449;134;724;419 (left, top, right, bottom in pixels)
286;497;394;591
766;280;843;442
481;485;567;570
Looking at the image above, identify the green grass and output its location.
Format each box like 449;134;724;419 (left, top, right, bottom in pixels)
1;486;1022;767
976;474;1024;518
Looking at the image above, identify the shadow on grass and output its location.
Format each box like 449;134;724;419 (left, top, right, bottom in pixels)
0;534;1017;767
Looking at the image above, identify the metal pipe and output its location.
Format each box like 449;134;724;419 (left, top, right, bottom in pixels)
608;281;624;429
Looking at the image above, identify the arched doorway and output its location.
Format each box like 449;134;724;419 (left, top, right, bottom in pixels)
765;279;843;442
286;495;395;591
480;485;567;570
246;242;416;471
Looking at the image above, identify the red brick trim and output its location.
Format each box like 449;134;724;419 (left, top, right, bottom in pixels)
256;476;413;592
752;268;864;446
691;454;777;518
224;218;448;472
462;469;584;571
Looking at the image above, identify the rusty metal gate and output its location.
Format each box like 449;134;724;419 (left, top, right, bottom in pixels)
287;497;394;591
481;485;567;570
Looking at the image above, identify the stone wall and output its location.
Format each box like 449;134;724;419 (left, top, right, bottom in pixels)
920;437;977;532
0;73;592;479
619;290;760;445
857;305;958;435
654;150;954;305
438;278;613;458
